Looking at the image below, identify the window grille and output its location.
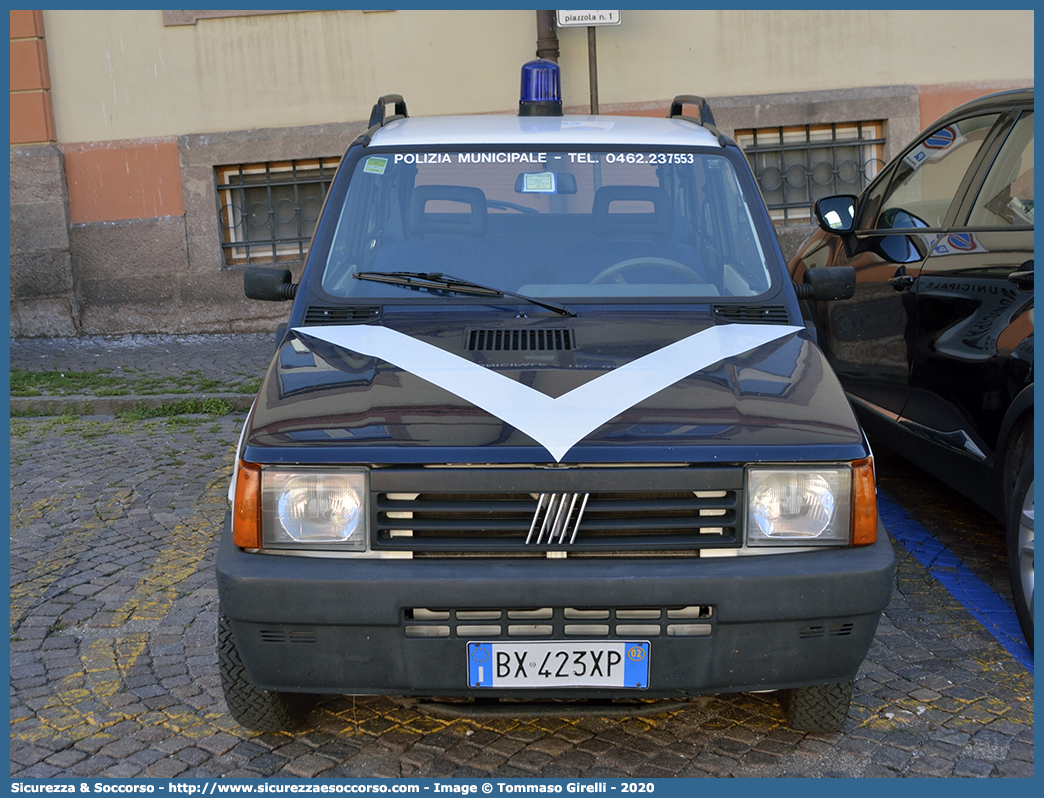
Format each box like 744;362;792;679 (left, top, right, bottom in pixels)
736;122;885;227
216;158;340;266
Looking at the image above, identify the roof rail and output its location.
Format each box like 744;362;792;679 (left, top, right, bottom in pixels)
352;94;409;148
668;95;715;127
369;94;408;129
668;95;730;147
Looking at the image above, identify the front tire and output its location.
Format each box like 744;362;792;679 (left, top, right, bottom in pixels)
218;615;318;732
779;680;853;732
1007;455;1034;650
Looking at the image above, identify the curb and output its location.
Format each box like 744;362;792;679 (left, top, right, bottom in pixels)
9;393;255;416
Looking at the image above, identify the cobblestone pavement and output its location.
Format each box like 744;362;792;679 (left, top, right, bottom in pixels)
8;336;1035;779
10;334;275;383
9;335;275;416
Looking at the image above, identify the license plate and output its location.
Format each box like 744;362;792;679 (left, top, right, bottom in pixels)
467;641;649;688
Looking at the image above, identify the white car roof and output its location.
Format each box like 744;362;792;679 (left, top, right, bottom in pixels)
369;114;723;149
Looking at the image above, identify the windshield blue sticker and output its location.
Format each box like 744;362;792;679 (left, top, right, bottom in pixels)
293;323;802;461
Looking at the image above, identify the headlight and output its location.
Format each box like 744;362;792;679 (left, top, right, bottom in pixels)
746;467;851;546
260;469;368;550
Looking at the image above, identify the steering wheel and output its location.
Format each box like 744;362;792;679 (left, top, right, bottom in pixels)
591;257;703;285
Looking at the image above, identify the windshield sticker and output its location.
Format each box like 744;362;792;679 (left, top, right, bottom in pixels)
522;172;557;193
363;156;389;175
292;323;802;462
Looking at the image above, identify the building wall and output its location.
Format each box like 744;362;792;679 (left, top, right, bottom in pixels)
9;9;1035;337
42;10;1035;141
9;10;76;336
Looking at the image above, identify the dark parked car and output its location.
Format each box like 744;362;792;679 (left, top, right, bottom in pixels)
789;88;1033;648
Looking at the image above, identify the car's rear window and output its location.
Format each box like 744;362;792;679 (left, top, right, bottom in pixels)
321;147;772;300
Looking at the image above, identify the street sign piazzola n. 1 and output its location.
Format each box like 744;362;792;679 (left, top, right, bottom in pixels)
556;10;621;27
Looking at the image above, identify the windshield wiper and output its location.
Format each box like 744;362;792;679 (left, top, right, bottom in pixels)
353;271;577;317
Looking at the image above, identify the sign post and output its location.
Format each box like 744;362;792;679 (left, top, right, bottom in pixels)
556;11;621;115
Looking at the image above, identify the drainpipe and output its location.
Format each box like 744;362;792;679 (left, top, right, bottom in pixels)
536;10;559;61
587;26;598;115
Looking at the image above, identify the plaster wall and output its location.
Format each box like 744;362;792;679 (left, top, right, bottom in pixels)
43;10;1033;144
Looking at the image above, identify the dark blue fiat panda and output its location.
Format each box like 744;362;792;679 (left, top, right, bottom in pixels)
218;62;894;734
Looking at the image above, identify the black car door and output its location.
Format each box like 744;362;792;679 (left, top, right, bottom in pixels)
901;108;1034;466
814;110;1003;420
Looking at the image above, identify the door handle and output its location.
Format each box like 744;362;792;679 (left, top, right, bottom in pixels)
1008;269;1033;291
888;274;916;291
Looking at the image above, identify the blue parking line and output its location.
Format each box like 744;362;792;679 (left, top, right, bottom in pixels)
878;491;1033;673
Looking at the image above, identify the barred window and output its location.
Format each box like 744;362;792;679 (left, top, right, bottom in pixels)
216;158;340;266
736;122;885;227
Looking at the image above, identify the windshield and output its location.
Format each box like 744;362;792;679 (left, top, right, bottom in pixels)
321;146;773;301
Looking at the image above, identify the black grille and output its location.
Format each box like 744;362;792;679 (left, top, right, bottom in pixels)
713;305;790;324
370;467;743;556
375;489;739;554
258;629;317;644
468;328;574;352
403;606;714;639
798;623;854;640
302;305;382;325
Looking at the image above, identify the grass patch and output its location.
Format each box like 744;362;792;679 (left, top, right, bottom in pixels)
10;367;261;397
116;398;237;420
163;415;207;429
12;410;244;447
11;414;122;441
10;368;122;396
11;401;94;418
28;413;83;432
47;619;68;636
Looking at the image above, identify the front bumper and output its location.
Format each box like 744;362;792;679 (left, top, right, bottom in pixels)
216;514;894;697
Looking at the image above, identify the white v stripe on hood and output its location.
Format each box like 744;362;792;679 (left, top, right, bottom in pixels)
293;323;803;461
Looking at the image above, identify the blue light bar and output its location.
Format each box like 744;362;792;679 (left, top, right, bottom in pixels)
519;59;562;117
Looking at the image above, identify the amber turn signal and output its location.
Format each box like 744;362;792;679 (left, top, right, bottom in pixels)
850;456;877;546
232;460;262;548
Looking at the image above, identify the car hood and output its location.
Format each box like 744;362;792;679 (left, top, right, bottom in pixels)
242;312;867;465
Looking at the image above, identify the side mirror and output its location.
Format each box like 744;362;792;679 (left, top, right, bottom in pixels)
794;266;856;301
814;195;858;234
244;267;298;301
